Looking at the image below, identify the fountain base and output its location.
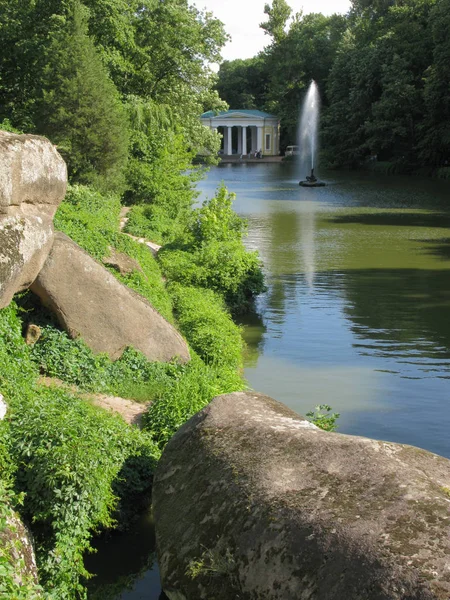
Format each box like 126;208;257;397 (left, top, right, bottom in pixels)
299;168;325;187
299;180;326;187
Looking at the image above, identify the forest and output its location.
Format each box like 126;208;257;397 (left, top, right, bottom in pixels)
217;0;450;171
0;0;228;200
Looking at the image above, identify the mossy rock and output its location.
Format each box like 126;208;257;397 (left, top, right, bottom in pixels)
154;391;450;600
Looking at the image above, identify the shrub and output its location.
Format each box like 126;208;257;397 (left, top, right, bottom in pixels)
155;184;266;313
126;184;265;313
143;354;244;448
306;405;340;432
169;283;243;371
0;304;160;598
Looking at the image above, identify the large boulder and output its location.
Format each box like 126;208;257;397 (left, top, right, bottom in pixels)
0;131;67;308
153;391;450;600
0;395;40;594
0;488;41;595
31;232;190;363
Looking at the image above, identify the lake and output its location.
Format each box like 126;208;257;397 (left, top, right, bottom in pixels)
198;163;450;458
88;162;450;598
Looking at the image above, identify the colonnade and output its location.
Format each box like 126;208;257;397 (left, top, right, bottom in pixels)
213;125;263;156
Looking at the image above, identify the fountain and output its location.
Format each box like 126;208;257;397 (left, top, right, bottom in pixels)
298;81;325;187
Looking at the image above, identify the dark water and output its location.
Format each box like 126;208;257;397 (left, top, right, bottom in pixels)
88;163;450;597
85;509;166;599
198;163;450;458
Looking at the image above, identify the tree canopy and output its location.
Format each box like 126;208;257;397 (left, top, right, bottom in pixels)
216;0;450;169
0;0;228;193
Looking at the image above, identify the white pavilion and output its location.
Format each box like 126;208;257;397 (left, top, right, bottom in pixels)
201;109;280;156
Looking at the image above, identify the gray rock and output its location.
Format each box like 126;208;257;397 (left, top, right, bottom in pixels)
31;232;190;363
0;131;67;308
0;131;67;211
0;211;55;308
153;391;450;600
0;489;40;593
103;246;143;275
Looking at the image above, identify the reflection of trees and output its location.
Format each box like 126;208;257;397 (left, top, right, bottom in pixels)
262;208;303;322
341;268;450;363
236;308;266;368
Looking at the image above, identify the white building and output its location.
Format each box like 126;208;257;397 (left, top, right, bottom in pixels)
201;109;280;156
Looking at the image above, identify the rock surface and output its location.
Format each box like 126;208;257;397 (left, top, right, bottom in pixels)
103;246;143;275
0;131;67;308
153;391;450;600
0;498;40;593
0;392;6;420
31;232;190;363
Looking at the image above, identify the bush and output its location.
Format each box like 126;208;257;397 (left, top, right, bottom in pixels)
169;283;243;371
153;185;266;313
306;405;340;432
0;304;160;598
55;185;173;320
143;354;244;448
126;184;265;313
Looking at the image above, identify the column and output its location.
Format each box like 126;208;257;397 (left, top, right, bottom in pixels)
251;127;257;153
242;126;247;156
226;126;232;155
257;126;263;153
237;127;242;154
223;127;228;154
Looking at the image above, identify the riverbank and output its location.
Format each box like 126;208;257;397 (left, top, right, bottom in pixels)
219;155;283;164
359;160;450;179
0;146;265;598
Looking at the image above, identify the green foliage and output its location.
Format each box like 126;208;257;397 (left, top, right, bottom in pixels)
123;97;199;240
306;404;340;432
55;184;173;320
0;119;22;134
0;303;160;598
143;355;244;448
55;185;121;260
260;0;292;43
169;283;244;371
216;58;267;110
157;185;266;312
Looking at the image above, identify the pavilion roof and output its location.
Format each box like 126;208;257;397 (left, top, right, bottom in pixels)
201;109;278;119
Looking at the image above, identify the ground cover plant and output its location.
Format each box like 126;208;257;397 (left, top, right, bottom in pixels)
127;184;266;314
55;184;173;321
0;303;160;599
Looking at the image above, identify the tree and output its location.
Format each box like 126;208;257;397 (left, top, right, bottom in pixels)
216;58;267;109
35;1;129;191
260;0;292;44
420;0;450;165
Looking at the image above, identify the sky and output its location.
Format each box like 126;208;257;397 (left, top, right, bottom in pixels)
192;0;352;62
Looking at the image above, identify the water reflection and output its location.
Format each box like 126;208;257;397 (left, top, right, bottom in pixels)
196;164;450;458
85;509;165;600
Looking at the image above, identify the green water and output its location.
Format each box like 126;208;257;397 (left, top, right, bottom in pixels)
198;163;450;458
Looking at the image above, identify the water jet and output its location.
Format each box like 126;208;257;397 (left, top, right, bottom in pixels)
298;81;326;187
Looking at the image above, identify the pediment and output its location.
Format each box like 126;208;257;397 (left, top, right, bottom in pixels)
212;112;264;120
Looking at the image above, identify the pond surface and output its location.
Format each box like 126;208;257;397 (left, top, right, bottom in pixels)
197;163;450;458
88;163;450;598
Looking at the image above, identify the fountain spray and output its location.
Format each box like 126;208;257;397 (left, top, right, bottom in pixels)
298;81;325;187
